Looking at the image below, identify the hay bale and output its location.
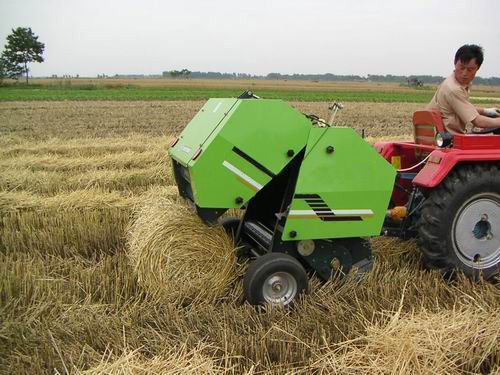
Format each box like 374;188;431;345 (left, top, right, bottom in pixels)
127;194;240;305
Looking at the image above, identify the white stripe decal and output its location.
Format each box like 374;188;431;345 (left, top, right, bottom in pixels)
222;161;263;190
289;209;374;216
333;209;374;216
289;210;316;215
213;102;222;113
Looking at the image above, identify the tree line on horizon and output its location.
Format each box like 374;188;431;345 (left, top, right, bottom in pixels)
160;70;500;86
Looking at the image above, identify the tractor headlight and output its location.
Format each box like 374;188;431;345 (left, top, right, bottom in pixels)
435;132;453;148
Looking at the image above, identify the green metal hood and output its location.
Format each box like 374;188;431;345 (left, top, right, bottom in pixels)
169;98;239;166
169;98;312;222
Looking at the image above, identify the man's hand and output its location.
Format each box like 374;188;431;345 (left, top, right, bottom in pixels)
483;108;500;118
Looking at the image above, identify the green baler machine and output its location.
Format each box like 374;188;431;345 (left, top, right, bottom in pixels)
169;93;396;306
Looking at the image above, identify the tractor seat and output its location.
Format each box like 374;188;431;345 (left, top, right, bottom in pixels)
412;109;446;146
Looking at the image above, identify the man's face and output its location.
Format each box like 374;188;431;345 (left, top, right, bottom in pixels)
454;58;480;86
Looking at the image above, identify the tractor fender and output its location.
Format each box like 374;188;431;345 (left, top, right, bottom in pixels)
413;149;500;188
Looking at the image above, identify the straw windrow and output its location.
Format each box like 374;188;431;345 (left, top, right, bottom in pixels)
127;195;242;305
0;187;179;258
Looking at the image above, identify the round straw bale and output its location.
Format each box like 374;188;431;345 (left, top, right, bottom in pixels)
127;193;240;305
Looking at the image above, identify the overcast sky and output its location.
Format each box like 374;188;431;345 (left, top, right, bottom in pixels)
1;0;499;78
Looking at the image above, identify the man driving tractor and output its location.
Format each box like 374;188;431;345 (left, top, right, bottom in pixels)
427;44;500;134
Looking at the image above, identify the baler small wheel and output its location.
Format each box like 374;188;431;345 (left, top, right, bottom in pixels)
243;252;308;306
417;164;500;280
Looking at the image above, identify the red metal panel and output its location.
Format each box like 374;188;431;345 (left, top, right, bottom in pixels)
374;141;422;206
374;141;422;167
413;148;500;188
453;134;500;150
376;109;500;199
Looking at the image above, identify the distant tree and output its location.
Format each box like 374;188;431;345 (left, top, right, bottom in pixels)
1;27;45;84
168;69;191;79
0;58;4;83
0;54;24;81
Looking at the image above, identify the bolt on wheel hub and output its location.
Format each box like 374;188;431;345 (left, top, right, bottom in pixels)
263;272;298;305
453;196;500;269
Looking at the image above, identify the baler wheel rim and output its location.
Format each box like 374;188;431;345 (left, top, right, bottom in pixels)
243;252;308;306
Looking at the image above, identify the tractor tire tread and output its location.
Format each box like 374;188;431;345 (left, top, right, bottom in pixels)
417;163;500;280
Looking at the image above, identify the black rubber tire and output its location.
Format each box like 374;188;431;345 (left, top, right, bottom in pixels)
243;252;309;306
417;164;500;280
219;216;241;239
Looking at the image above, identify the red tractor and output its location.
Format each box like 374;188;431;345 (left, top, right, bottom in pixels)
376;110;500;280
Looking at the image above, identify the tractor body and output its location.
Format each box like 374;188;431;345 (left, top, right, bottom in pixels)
169;96;500;305
377;110;500;279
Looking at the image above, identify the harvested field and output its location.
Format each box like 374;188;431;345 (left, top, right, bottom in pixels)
0;101;199;140
0;100;417;141
0;100;498;374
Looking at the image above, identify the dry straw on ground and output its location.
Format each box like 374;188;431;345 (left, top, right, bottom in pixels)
127;194;242;305
78;342;235;375
1;100;499;374
0;187;178;258
0;135;175;195
306;306;499;374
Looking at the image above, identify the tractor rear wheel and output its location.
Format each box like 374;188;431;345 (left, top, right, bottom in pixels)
417;164;500;280
243;252;308;306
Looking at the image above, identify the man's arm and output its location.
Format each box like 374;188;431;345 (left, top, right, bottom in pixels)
472;106;500;129
472;114;500;129
475;107;500;117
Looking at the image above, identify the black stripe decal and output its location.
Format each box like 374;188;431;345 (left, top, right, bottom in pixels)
322;216;363;222
295;194;321;199
293;193;365;222
312;209;333;212
232;147;275;178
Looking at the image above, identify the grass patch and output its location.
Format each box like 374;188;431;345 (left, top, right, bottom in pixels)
0;85;436;102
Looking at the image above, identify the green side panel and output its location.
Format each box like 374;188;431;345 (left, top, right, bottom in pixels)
303;127;328;158
283;127;396;241
215;100;312;175
171;99;312;208
169;98;238;165
189;135;273;207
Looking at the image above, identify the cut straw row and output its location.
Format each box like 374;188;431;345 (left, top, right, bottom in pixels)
0;164;173;195
0;187;178;258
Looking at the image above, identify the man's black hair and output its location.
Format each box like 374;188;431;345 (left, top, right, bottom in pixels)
454;44;484;67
